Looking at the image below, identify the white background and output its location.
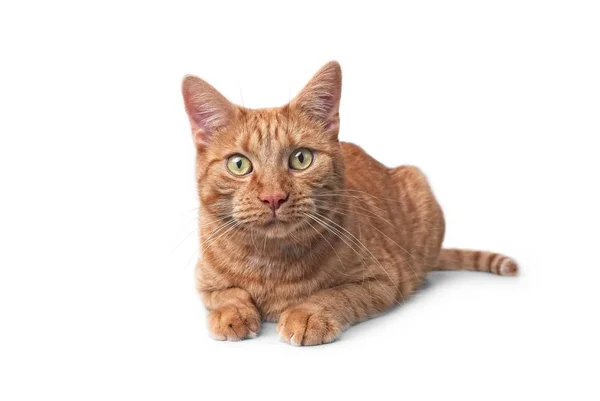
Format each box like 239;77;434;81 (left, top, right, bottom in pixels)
1;1;599;400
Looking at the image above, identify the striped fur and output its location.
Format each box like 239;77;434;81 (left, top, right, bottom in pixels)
182;61;518;346
435;249;518;276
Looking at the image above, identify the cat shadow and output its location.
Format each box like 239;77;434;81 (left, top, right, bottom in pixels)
257;271;478;345
338;271;467;342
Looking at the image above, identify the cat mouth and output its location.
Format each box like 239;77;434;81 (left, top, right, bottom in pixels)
264;216;286;226
246;209;308;233
258;214;300;232
256;217;302;239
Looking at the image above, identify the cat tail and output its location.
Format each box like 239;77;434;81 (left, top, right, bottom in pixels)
434;249;519;276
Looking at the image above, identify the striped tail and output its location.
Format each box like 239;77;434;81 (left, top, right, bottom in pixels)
434;248;519;276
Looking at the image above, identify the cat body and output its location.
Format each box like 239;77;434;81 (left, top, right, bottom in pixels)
197;142;442;322
182;62;517;345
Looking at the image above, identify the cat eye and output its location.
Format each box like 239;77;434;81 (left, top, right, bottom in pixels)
289;148;314;171
226;154;253;176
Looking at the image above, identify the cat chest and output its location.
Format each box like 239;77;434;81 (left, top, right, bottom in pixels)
243;278;320;321
203;248;331;320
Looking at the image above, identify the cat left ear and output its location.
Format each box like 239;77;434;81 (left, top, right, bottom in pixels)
290;61;342;132
182;75;235;147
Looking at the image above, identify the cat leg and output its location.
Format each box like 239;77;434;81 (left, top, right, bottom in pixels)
277;278;399;346
202;288;261;341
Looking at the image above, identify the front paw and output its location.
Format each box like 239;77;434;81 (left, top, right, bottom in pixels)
208;303;261;341
277;305;343;346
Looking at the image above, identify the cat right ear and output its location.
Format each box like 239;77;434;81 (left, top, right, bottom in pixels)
181;75;235;147
290;61;342;132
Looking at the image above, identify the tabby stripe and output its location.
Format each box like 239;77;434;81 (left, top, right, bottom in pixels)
454;248;462;268
494;256;506;274
487;253;499;273
492;254;504;274
472;251;481;271
240;134;250;152
356;295;371;317
479;252;491;272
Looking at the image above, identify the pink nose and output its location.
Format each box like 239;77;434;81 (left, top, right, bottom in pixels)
259;193;288;212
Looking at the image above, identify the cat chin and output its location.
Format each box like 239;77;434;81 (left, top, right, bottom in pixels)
252;219;302;239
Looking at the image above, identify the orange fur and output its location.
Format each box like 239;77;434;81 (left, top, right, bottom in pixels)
182;62;518;346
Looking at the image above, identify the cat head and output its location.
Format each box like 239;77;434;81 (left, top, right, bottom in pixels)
182;62;344;238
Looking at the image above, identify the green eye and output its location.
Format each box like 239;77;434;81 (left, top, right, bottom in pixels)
226;154;253;176
289;148;314;170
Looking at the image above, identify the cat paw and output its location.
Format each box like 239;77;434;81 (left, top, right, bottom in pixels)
208;303;261;341
277;305;343;346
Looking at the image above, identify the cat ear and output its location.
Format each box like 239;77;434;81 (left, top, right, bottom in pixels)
182;75;235;146
290;61;342;131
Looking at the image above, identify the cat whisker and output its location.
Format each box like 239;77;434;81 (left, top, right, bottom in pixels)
197;215;233;228
263;229;268;253
174;215;233;265
303;218;354;278
305;214;400;303
310;211;405;304
324;189;408;205
357;224;368;290
310;202;418;278
304;212;402;304
312;199;399;230
311;201;416;261
184;249;200;271
198;219;238;251
310;193;388;213
202;221;242;254
170;228;198;257
250;228;259;254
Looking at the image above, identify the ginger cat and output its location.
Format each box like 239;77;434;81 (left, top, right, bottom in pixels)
182;61;518;346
